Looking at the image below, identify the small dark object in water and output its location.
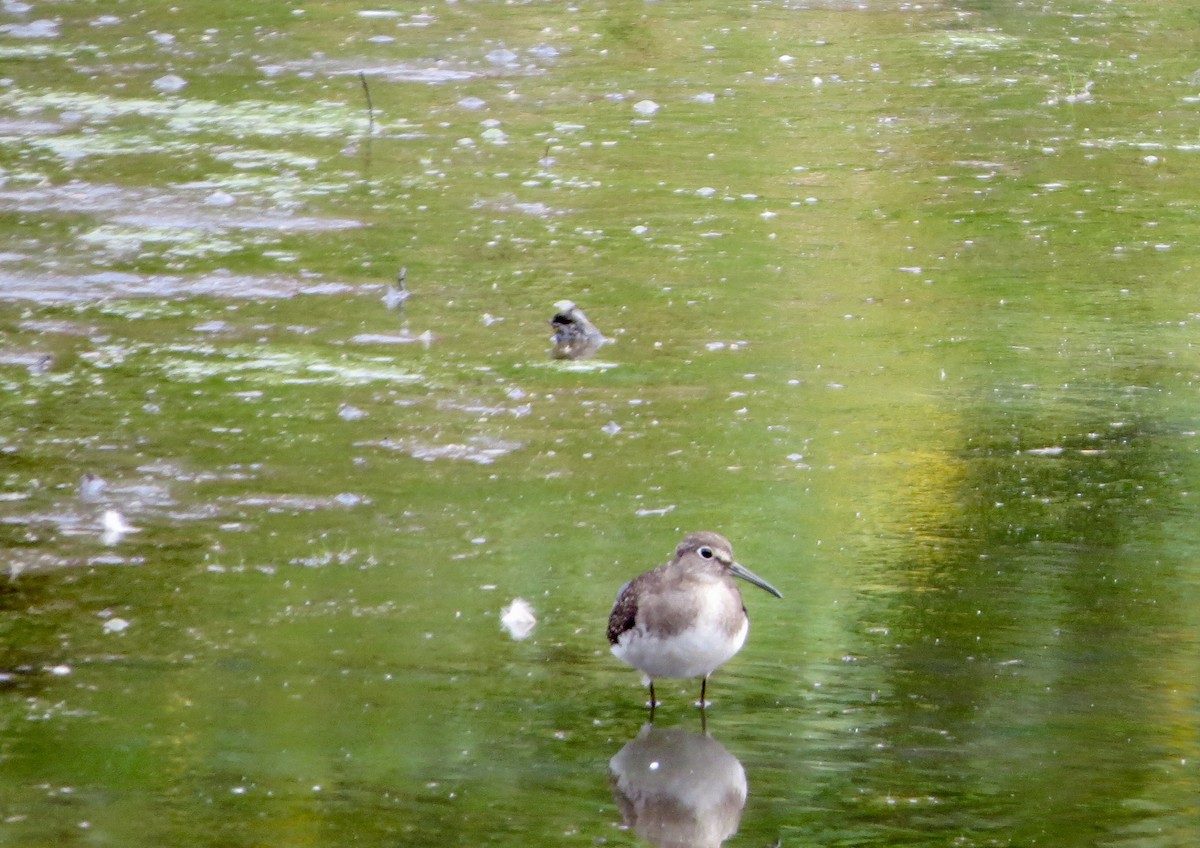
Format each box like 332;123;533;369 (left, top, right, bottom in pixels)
549;300;605;360
383;267;411;310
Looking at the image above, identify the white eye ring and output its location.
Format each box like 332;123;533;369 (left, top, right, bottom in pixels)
698;546;714;559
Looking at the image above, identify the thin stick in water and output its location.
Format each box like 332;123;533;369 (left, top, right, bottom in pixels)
358;71;375;135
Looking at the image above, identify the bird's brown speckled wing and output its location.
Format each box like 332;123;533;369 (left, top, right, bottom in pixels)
607;580;639;645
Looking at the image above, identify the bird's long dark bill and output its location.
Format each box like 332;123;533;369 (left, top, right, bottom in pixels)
729;562;783;598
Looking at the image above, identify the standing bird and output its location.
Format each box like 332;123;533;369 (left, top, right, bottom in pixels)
607;531;782;709
549;300;606;360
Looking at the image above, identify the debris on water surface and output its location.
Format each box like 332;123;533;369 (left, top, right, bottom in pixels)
79;473;108;502
366;435;523;465
0;349;54;375
204;190;237;207
480;126;508;145
338;403;368;421
527;44;559;61
382;266;411;310
102;617;131;634
485;48;518;66
0;267;359;305
192;320;230;333
152;74;188;94
101;509;138;545
635;505;676;518
1024;446;1065;457
347;331;433;346
501;598;537;641
0;19;59;38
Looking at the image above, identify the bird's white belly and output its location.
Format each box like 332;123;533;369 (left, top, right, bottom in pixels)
612;614;748;680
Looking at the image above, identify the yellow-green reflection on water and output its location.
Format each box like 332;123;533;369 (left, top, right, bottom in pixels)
2;1;1198;846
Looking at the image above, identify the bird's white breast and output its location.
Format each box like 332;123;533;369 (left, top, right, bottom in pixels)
611;578;748;680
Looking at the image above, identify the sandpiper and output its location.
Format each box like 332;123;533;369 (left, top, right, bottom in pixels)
607;531;782;708
549;300;606;360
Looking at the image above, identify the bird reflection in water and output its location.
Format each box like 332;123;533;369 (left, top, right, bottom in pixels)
608;724;747;848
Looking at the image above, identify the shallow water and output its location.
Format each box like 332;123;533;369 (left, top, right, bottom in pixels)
2;1;1198;846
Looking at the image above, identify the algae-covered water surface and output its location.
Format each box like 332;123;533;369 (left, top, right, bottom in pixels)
2;2;1198;846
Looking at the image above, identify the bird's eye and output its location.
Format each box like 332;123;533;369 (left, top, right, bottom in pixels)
698;546;714;559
